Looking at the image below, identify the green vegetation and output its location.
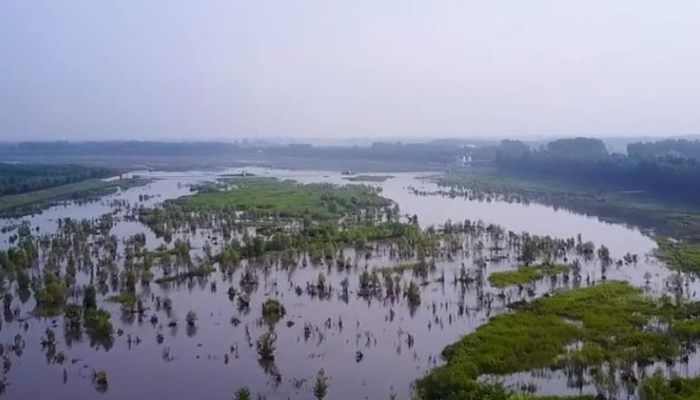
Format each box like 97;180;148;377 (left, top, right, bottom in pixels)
415;282;700;400
261;298;286;326
233;387;252;400
0;163;114;195
256;332;276;361
84;308;114;339
34;273;67;312
175;177;390;220
488;264;570;288
496;138;700;205
93;370;108;393
343;175;393;182
657;239;700;274
406;281;421;306
107;293;137;308
140;178;400;241
163;176;433;260
313;369;329;400
0;177;148;217
640;373;700;400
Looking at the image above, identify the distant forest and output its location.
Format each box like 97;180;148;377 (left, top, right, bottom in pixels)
0;140;496;165
0;163;113;195
627;139;700;159
495;137;700;203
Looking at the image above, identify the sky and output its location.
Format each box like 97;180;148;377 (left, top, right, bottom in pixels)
1;0;699;141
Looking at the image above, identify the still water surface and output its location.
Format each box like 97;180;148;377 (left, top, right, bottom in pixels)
0;168;674;400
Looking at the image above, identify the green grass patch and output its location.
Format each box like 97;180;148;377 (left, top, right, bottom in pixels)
640;373;700;400
489;264;571;288
0;177;148;217
176;177;390;220
107;293;137;307
415;282;700;400
657;238;700;274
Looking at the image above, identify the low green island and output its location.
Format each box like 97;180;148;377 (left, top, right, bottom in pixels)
343;175;394;182
488;264;571;288
416;281;700;399
177;177;390;219
656;238;700;274
0;177;148;217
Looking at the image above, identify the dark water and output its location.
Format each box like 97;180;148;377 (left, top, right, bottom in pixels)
0;168;684;400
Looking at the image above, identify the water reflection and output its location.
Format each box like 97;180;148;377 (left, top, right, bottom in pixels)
0;167;684;400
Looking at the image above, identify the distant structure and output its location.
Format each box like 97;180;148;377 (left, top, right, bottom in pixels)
447;148;473;172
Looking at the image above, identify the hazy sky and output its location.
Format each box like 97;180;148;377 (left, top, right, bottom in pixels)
1;1;699;141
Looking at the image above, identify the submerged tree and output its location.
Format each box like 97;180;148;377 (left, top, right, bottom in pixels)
233;387;251;400
313;369;329;400
83;286;97;311
93;370;108;393
256;332;276;361
261;299;286;326
406;281;421;307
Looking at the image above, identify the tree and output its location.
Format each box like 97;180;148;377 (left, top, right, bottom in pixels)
186;310;198;327
83;285;97;311
521;239;538;265
256;332;276;361
233;387;251;400
313;369;329;400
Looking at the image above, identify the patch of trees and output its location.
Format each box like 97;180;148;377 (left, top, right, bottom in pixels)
496;138;700;203
0;163;113;195
627;139;700;160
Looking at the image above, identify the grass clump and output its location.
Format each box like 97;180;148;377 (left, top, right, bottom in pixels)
107;292;137;307
233;387;252;400
84;308;113;338
261;298;286;326
93;370;108;393
0;178;148;217
256;332;276;361
488;264;570;288
415;282;700;400
640;373;700;400
657;238;700;274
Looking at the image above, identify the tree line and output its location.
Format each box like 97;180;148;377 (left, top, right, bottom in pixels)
495;137;700;203
0;163;114;195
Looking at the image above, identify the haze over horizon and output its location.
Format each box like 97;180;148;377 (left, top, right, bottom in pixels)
1;0;699;141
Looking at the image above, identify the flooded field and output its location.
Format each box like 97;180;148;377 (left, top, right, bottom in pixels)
0;167;689;400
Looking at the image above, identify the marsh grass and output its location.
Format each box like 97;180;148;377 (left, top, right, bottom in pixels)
416;282;700;399
488;264;571;288
176;178;390;220
657;239;700;274
0;178;149;217
107;293;137;307
640;373;700;400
